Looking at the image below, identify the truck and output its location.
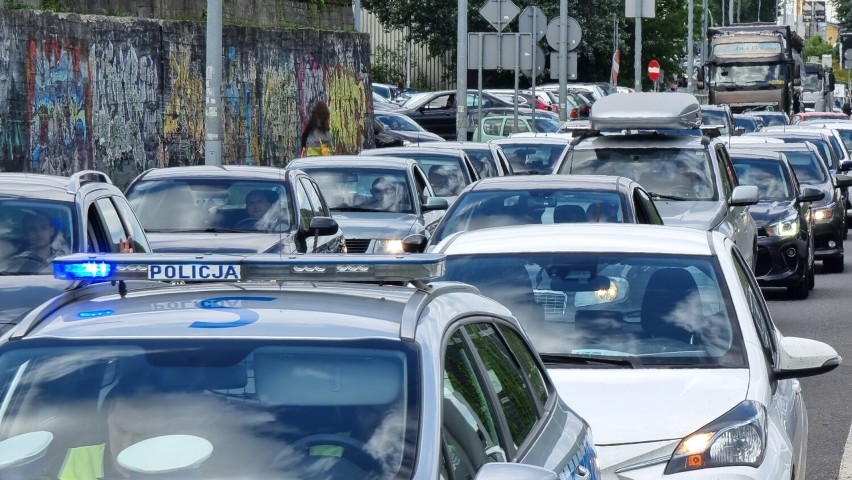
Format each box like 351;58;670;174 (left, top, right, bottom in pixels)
800;62;835;112
697;24;804;115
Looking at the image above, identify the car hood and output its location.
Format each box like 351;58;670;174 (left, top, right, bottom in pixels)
330;211;420;238
654;200;726;230
147;232;294;254
0;275;73;326
549;369;749;445
388;129;445;143
749;200;797;226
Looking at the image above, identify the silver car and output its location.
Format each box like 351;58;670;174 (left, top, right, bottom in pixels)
553;92;760;268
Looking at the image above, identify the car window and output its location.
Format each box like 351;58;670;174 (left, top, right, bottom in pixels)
497;325;549;407
303;168;415;214
412;166;431;204
731;247;777;365
299;178;327;219
0;200;76;275
731;158;794;201
95;198;130;253
784;151;829;184
295;181;313;230
399;154;468;196
443;329;504;479
464;149;500;178
497;143;568;175
441;252;747;368
111;196;151;253
564;147;717;201
715;146;736;197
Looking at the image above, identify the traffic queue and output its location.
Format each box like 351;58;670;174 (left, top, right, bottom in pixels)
0;90;847;480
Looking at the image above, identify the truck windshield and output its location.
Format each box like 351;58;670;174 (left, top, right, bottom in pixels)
801;72;821;92
710;64;783;86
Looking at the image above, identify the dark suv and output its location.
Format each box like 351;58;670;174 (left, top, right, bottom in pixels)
0;171;150;331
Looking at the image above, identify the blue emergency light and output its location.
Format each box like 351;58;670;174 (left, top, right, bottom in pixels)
52;253;446;284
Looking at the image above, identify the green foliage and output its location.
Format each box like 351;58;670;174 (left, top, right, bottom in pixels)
372;42;410;85
40;0;72;12
308;0;327;13
5;1;30;10
803;35;836;60
834;0;852;32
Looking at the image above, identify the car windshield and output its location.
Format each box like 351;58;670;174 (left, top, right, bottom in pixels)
0;200;78;275
376;114;422;132
750;113;788;127
701;110;730;135
497;142;567;175
710;64;783;86
731;158;794;200
461;149;500;178
441;253;746;367
801;71;821;92
770;137;837;169
0;340;418;480
799;114;849;123
834;128;852;150
126;179;293;234
398;154;467;196
781;151;828;184
306;168;415;213
432;189;625;243
734;117;760;132
562;148;717;201
533;118;561;133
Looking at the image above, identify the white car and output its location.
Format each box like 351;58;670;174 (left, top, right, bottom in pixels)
434;223;841;479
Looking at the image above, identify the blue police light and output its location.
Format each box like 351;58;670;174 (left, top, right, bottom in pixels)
55;261;113;279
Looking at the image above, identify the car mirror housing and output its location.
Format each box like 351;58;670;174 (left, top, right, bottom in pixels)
730;185;759;206
401;234;429;253
834;174;852;189
840;160;852;172
774;336;841;380
308;216;339;236
799;187;825;203
422;197;449;211
733;126;746;136
473;463;558;480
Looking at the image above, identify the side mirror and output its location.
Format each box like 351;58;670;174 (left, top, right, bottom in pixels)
840;160;852;172
696;80;705;90
835;173;852;189
422;197;449;211
401;234;428;253
774;336;841;380
473;463;557;480
308;216;339;236
793;63;801;79
793;77;801;87
799;186;825;203
730;185;759;206
696;66;705;83
733;126;746;136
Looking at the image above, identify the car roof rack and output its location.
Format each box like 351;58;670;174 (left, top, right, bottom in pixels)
590;92;702;132
67;170;113;194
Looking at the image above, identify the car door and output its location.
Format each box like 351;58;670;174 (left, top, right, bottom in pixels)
299;177;344;253
729;246;804;479
85;195;138;253
716;145;757;266
410;94;456;138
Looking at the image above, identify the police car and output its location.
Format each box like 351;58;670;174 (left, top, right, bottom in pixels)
0;253;600;480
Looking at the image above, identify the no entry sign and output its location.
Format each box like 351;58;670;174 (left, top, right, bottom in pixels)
648;59;660;82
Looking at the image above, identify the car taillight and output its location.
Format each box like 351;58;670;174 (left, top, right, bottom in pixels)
570;108;578;118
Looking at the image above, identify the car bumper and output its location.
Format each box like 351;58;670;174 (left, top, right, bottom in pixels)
813;218;844;259
599;452;790;479
754;236;808;287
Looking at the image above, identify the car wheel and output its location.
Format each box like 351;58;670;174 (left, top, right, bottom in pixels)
824;254;845;273
808;263;815;290
787;275;809;300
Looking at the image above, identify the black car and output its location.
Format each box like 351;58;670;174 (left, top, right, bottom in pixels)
425;175;665;250
729;150;824;298
0;171;151;331
373;111;445;145
124;166;344;254
736;142;852;272
396;90;512;140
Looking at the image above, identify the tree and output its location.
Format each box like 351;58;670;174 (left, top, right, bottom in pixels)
803;35;836;60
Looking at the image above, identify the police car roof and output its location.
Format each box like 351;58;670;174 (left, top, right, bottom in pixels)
437;223;715;257
573;133;707;149
288;155;418;170
19;281;505;341
135;165;295;181
467;174;634;192
0;173;86;201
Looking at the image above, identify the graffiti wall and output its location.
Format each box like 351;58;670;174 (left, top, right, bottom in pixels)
0;10;373;186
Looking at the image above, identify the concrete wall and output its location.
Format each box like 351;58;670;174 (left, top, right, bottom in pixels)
0;10;372;187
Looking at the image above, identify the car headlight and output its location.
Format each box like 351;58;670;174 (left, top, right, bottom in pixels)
374;239;405;254
664;400;766;474
764;216;800;237
402;140;412;146
812;203;836;223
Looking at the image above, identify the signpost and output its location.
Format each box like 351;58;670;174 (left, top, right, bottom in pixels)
626;0;655;91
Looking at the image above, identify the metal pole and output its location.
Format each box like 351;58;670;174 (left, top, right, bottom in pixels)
558;0;568;121
728;0;734;25
514;35;520;132
531;15;537;129
687;0;694;93
477;33;484;142
204;0;223;166
701;0;708;65
634;0;642;91
456;0;468;141
353;0;361;31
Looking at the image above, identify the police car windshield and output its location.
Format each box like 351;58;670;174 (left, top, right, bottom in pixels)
0;201;77;275
306;168;415;213
0;339;419;479
441;253;746;367
433;190;625;244
562;148;717;201
126;180;293;234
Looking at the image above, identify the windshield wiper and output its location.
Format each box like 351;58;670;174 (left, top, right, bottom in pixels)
332;206;384;212
648;192;687;201
539;353;637;368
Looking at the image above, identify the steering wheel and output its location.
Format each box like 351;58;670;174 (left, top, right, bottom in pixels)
279;433;382;473
669;185;695;198
233;218;259;230
6;254;50;273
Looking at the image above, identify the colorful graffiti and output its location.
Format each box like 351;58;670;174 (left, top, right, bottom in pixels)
260;61;300;163
27;36;90;175
163;44;205;167
328;65;367;154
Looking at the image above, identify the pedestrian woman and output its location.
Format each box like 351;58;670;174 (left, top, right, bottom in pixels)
300;100;333;157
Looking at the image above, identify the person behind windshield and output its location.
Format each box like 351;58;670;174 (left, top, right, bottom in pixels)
16;210;69;263
236;189;285;230
428;165;456;197
364;177;409;212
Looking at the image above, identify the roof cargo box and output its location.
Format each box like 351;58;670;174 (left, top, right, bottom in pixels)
590;92;702;131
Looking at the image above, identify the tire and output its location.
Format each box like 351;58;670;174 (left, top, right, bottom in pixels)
824;254;845;273
787;275;810;300
808;263;815;290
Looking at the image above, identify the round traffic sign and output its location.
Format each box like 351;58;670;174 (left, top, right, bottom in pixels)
648;59;661;82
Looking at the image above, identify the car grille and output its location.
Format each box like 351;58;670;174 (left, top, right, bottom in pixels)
755;246;772;277
534;290;567;315
345;238;371;253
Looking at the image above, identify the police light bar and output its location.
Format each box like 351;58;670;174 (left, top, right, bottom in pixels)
53;253;446;283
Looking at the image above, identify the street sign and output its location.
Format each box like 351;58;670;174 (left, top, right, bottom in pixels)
648;59;660;82
625;0;656;18
549;51;578;80
519;6;548;42
467;32;535;70
479;0;520;33
545;17;582;52
522;46;547;77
